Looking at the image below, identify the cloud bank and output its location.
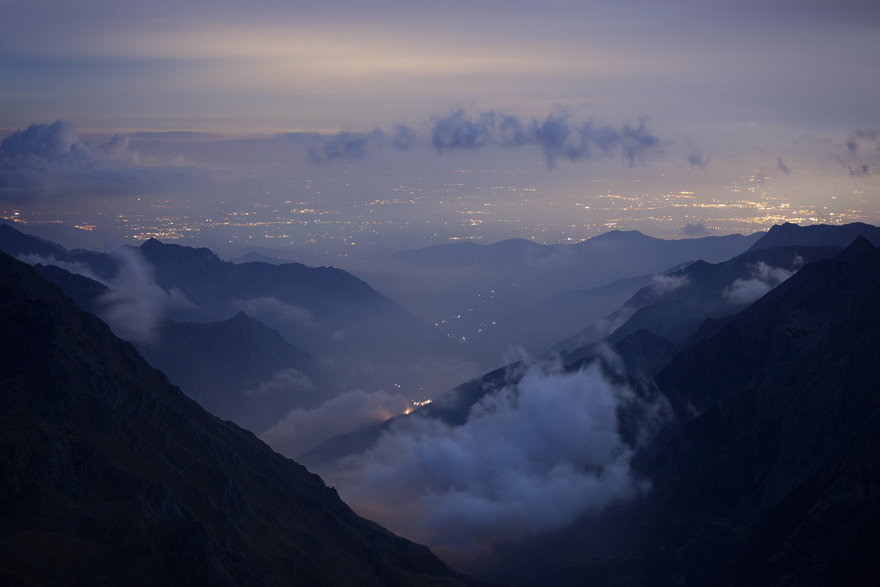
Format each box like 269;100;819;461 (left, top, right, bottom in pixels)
321;360;660;564
0;120;197;201
299;110;662;169
261;388;408;457
431;110;661;169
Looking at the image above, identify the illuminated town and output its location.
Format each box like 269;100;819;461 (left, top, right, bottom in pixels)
2;163;875;267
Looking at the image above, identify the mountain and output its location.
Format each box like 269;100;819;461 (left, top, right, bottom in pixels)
0;223;70;259
0;249;485;586
138;312;324;433
30;263;327;434
359;231;763;326
475;236;880;585
553;244;840;355
227;251;294;264
0;224;470;399
745;221;880;252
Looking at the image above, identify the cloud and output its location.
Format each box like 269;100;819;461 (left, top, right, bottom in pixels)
18;246;197;344
777;157;791;174
0;120;199;202
687;139;709;168
724;260;799;305
96;246;198;344
100;133;140;164
244;367;316;398
320;360;662;564
681;222;713;237
260;388;409;458
431;110;495;152
299;110;661;169
234;297;314;326
304;125;417;163
650;272;690;294
836;129;879;177
431;110;661;169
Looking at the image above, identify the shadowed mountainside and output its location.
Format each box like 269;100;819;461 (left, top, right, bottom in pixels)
0;223;470;400
31;263;327;434
0;250;486;587
475;237;880;585
745;220;880;252
555;244;841;357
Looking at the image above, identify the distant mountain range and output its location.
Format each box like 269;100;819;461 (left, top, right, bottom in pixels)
0;224;469;404
357;229;765;371
744;220;880;252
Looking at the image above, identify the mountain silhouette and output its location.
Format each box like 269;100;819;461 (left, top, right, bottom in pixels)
0;249;486;586
477;236;880;585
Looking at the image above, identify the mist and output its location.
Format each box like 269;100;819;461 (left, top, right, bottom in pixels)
314;358;665;566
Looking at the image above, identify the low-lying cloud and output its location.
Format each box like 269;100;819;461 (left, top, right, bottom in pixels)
261;388;409;457
724;260;799;305
244;367;316;398
234;297;314;327
650;272;690;294
20;246;196;344
320;360;658;564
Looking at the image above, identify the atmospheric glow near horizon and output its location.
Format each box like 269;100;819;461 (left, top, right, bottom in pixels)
1;0;878;263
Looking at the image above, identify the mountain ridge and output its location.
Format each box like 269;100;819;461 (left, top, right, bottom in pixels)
0;248;486;586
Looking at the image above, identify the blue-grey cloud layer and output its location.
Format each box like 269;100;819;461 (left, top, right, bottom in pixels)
301;110;662;169
0;120;198;202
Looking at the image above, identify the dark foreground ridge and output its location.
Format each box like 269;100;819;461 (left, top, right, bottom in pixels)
0;250;484;586
479;236;880;585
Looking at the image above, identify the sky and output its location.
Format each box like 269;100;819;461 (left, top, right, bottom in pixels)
1;0;879;264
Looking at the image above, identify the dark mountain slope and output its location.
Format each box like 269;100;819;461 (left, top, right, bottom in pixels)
745;221;880;252
0;250;480;586
477;236;880;586
637;235;880;585
140;312;324;433
1;224;467;399
30;263;325;433
0;223;71;259
554;244;839;354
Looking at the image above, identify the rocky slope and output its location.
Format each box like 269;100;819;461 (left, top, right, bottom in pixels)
0;250;483;586
477;237;880;585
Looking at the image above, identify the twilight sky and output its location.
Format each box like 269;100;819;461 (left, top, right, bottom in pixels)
1;0;879;262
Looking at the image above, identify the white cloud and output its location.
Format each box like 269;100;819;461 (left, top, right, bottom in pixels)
724;261;797;305
244;368;316;398
234;297;314;327
649;272;690;295
320;361;660;565
260;388;408;458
